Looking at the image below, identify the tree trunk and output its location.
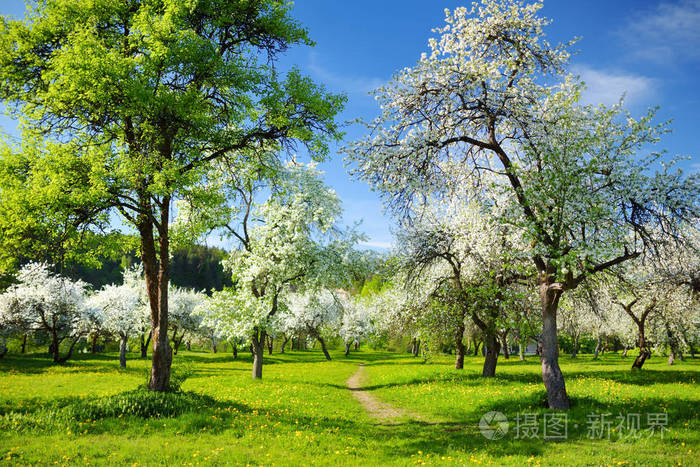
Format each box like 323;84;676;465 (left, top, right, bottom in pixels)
539;283;570;410
56;337;80;364
50;330;61;363
621;347;628;358
502;333;510;359
412;339;421;357
519;341;525;361
473;340;481;357
466;339;472;354
140;330;151;358
266;336;273;355
571;334;580;359
318;337;331;361
281;336;289;354
20;333;27;354
410;338;416;355
666;323;680;365
212;342;217;353
173;332;184;356
482;332;500;377
251;329;265;379
632;324;650;370
186;341;191;351
119;334;128;368
232;343;238;360
593;335;601;359
689;343;696;359
354;341;359;351
142;206;173;392
455;323;466;370
344;342;350;356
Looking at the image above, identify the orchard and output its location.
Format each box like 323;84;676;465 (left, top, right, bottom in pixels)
0;0;698;465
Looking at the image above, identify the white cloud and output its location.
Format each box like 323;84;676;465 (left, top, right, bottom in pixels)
358;240;393;250
571;65;655;107
620;0;700;64
308;52;385;96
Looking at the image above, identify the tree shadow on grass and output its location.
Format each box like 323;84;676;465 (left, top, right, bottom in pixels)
0;352;159;375
355;365;700;391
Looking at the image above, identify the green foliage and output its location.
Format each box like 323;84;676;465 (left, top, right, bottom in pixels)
169;245;232;293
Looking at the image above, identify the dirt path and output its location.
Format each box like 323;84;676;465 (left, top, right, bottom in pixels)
346;364;414;424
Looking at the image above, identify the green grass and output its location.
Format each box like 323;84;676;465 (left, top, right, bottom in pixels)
0;349;698;466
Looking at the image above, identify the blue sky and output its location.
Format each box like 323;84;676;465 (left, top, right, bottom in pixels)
1;0;699;251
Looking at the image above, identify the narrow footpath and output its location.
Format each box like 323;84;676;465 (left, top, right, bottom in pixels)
346;364;414;424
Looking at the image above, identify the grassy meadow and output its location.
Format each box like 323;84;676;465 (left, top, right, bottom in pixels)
1;348;698;466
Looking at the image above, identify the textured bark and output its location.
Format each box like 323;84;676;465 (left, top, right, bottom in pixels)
318;337;331;361
344;342;350;357
620;298;656;371
593;335;602;359
666;323;681;365
571;334;580;359
519;341;525;361
412;339;421;357
20;334;27;354
473;340;481;356
354;341;359;351
280;336;289;354
140;330;151;358
172;329;185;355
143;205;173;392
501;329;510;359
266;335;273;355
482;332;500;377
540;282;570;410
455;323;466;370
631;320;651;369
119;335;128;368
251;329;265;379
621;347;628;358
232;343;238;359
55;337;80;364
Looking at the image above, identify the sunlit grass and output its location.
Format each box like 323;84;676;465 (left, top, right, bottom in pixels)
1;349;698;465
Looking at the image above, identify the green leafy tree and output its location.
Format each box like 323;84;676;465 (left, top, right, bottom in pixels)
0;0;344;390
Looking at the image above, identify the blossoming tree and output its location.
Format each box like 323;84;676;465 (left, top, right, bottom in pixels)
204;161;362;378
87;283;146;367
281;290;343;361
345;0;699;409
0;263;87;363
